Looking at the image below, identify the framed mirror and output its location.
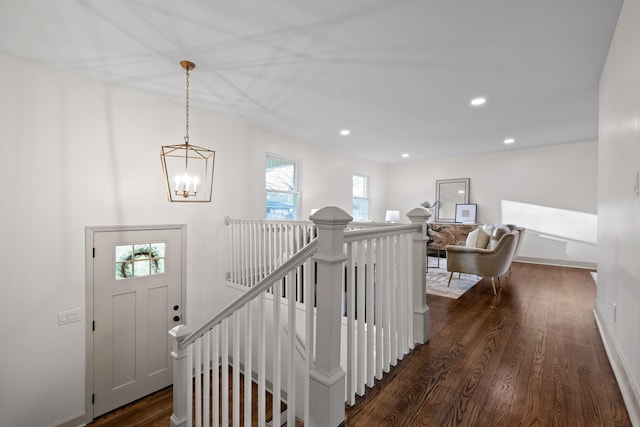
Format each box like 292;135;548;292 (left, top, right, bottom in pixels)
435;178;470;222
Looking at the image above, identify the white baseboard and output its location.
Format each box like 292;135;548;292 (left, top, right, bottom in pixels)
594;302;640;426
49;410;89;427
514;256;596;270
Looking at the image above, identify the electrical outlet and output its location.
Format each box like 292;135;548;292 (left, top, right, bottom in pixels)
58;308;81;325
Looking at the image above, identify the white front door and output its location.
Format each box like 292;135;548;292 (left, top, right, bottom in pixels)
91;227;184;417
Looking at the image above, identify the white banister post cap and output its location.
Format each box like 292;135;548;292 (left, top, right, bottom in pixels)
309;206;353;227
169;324;192;339
406;207;431;223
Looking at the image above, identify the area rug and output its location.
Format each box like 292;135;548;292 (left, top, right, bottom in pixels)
426;256;481;299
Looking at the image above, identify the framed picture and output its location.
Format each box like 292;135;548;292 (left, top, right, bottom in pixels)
455;203;477;223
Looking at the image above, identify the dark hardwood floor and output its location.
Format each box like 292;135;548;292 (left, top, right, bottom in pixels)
88;386;173;427
89;263;631;426
341;262;631;427
88;368;284;427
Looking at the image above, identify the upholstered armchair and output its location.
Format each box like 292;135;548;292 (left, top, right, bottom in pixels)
445;225;522;295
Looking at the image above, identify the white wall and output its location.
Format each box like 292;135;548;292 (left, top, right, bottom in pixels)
386;141;598;267
597;0;640;423
242;127;388;222
0;53;387;427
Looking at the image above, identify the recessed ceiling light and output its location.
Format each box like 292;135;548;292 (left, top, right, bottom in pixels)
504;138;515;144
340;129;350;136
470;97;486;106
401;153;409;158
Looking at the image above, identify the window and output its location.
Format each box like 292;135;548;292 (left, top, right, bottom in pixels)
266;155;299;220
115;242;166;280
352;174;369;222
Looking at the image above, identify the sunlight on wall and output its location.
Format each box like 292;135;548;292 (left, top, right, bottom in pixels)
502;200;597;244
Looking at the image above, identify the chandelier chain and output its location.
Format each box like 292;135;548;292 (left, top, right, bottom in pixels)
184;66;190;144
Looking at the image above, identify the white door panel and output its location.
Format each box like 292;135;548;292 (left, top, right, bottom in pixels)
92;228;183;417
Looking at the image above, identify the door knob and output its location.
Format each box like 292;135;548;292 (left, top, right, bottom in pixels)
173;315;180;322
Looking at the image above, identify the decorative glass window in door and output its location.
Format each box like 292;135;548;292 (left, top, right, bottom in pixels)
115;242;166;280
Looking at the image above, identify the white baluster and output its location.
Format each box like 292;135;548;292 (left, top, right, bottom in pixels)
240;222;246;287
356;241;365;396
244;303;252;426
212;327;219;426
397;235;407;358
195;339;202;427
272;280;281;427
346;242;356;405
187;344;194;426
366;239;375;387
232;312;240;427
258;293;266;427
249;223;254;286
375;237;383;380
221;318;229;427
390;237;398;364
383;236;392;372
203;332;210;427
287;270;296;427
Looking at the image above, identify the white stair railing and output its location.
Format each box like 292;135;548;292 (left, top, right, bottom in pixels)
170;239;317;427
171;207;430;427
225;218;316;289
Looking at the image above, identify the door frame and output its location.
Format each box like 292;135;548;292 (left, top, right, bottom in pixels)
84;224;187;421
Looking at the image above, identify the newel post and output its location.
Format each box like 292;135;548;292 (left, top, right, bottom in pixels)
308;206;352;427
406;207;431;344
169;325;192;427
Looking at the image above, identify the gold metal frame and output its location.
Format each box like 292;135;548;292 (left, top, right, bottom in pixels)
160;60;216;203
160;143;215;203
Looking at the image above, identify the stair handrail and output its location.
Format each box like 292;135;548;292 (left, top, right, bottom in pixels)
177;238;319;351
343;223;421;242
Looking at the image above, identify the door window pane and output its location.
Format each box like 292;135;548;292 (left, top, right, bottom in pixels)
134;260;150;277
134;244;150;260
115;242;166;280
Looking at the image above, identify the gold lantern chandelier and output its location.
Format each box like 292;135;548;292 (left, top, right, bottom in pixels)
161;60;215;202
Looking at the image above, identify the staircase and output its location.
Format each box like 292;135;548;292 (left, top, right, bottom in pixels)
169;206;431;426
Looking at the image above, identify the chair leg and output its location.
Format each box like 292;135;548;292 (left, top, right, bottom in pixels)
491;277;497;295
447;272;454;287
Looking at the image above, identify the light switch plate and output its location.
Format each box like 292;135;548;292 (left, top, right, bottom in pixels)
58;308;81;325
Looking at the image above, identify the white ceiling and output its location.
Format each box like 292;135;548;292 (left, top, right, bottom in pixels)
0;0;622;163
